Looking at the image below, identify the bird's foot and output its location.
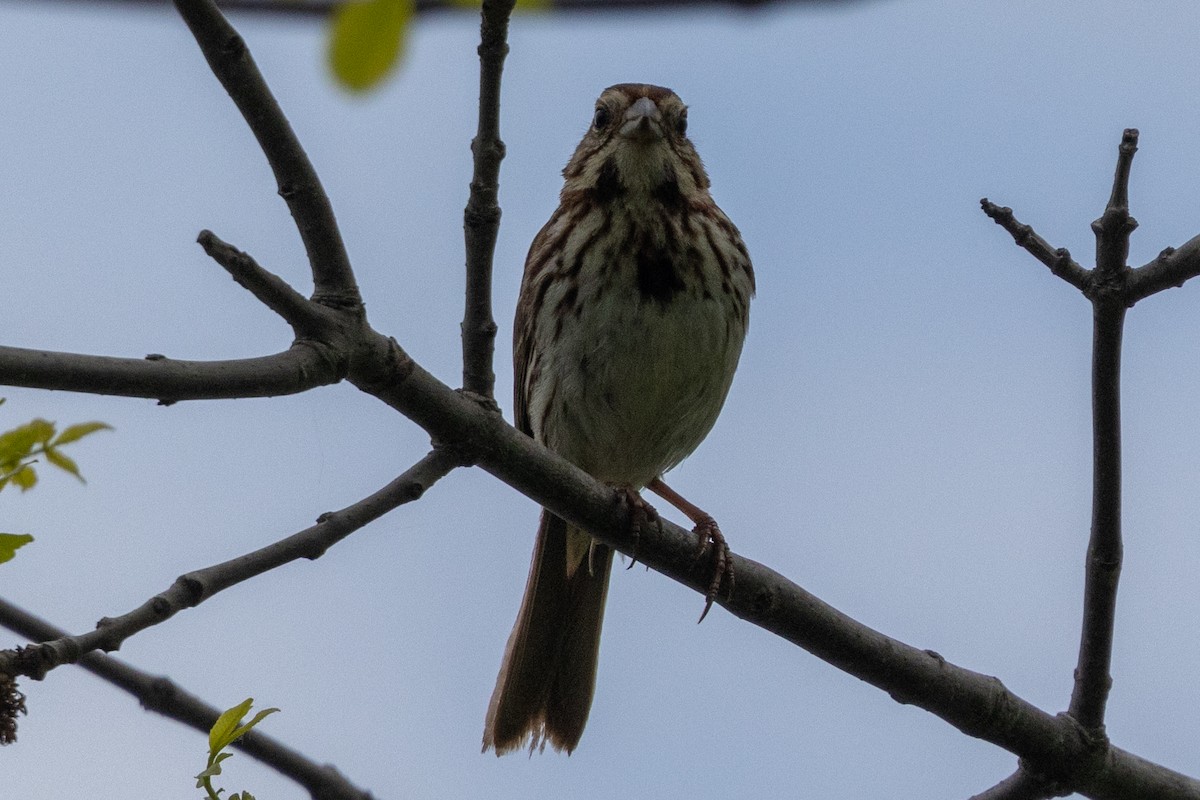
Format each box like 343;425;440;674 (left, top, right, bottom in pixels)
692;513;733;623
616;486;661;570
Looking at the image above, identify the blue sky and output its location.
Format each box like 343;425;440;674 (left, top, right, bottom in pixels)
4;1;1200;797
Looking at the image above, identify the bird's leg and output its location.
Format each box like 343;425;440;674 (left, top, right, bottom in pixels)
646;477;733;622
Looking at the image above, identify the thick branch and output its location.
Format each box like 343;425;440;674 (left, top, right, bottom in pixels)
0;449;459;679
173;0;360;306
0;598;373;800
0;343;338;402
346;333;1199;800
459;0;515;400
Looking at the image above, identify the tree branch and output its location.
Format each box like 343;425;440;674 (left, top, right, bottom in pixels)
458;0;514;400
0;343;339;402
173;0;360;306
339;330;1200;799
980;199;1091;292
1067;132;1138;732
4;3;1198;795
197;229;333;336
1091;130;1138;284
1125;233;1200;303
0;449;459;680
0;598;374;800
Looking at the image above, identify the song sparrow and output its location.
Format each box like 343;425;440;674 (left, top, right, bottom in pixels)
483;84;755;756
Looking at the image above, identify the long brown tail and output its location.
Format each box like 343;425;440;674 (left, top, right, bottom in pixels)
483;511;613;755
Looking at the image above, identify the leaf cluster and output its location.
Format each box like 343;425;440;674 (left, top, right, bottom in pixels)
195;698;279;800
0;413;111;494
0;403;111;564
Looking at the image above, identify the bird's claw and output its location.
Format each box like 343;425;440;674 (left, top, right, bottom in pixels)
694;515;733;623
617;487;660;570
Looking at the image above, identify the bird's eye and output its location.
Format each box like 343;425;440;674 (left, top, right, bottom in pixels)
676;109;688;136
593;106;611;130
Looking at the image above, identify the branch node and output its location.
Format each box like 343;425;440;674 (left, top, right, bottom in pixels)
177;576;205;607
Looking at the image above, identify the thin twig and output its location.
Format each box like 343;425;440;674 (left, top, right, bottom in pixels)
1126;233;1200;303
0;598;374;800
173;0;360;307
1068;132;1138;733
0;449;459;680
197;229;332;336
1091;129;1139;284
459;0;515;400
980;199;1091;292
0;344;338;403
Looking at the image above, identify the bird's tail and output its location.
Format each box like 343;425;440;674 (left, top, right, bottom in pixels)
483;511;613;755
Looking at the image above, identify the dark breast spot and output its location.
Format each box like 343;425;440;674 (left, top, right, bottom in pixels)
651;167;685;211
590;157;623;203
636;245;686;305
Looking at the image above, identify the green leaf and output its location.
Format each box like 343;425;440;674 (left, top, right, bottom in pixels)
43;447;83;482
52;421;112;446
227;707;280;746
11;465;37;492
328;0;413;92
0;419;55;467
195;751;231;783
0;533;34;565
210;698;255;753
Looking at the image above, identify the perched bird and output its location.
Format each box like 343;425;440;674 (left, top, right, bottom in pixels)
483;83;755;756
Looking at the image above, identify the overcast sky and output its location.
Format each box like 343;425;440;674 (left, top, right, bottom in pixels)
5;1;1200;798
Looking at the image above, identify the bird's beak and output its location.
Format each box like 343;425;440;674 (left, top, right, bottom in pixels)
620;97;663;141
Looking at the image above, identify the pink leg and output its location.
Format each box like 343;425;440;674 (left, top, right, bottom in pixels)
647;477;734;622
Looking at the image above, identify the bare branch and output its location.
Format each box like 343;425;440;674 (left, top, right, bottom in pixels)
980;198;1091;292
0;449;460;679
1126;234;1200;303
0;598;374;800
1091;129;1139;283
1068;133;1139;733
172;0;360;306
1068;297;1124;733
343;334;1199;799
197;229;332;336
459;0;515;400
0;343;339;402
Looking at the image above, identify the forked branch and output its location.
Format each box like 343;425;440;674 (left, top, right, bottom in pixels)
977;128;1200;797
0;449;459;680
174;0;359;306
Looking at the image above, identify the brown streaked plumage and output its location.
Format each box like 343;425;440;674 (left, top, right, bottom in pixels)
483;84;754;756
